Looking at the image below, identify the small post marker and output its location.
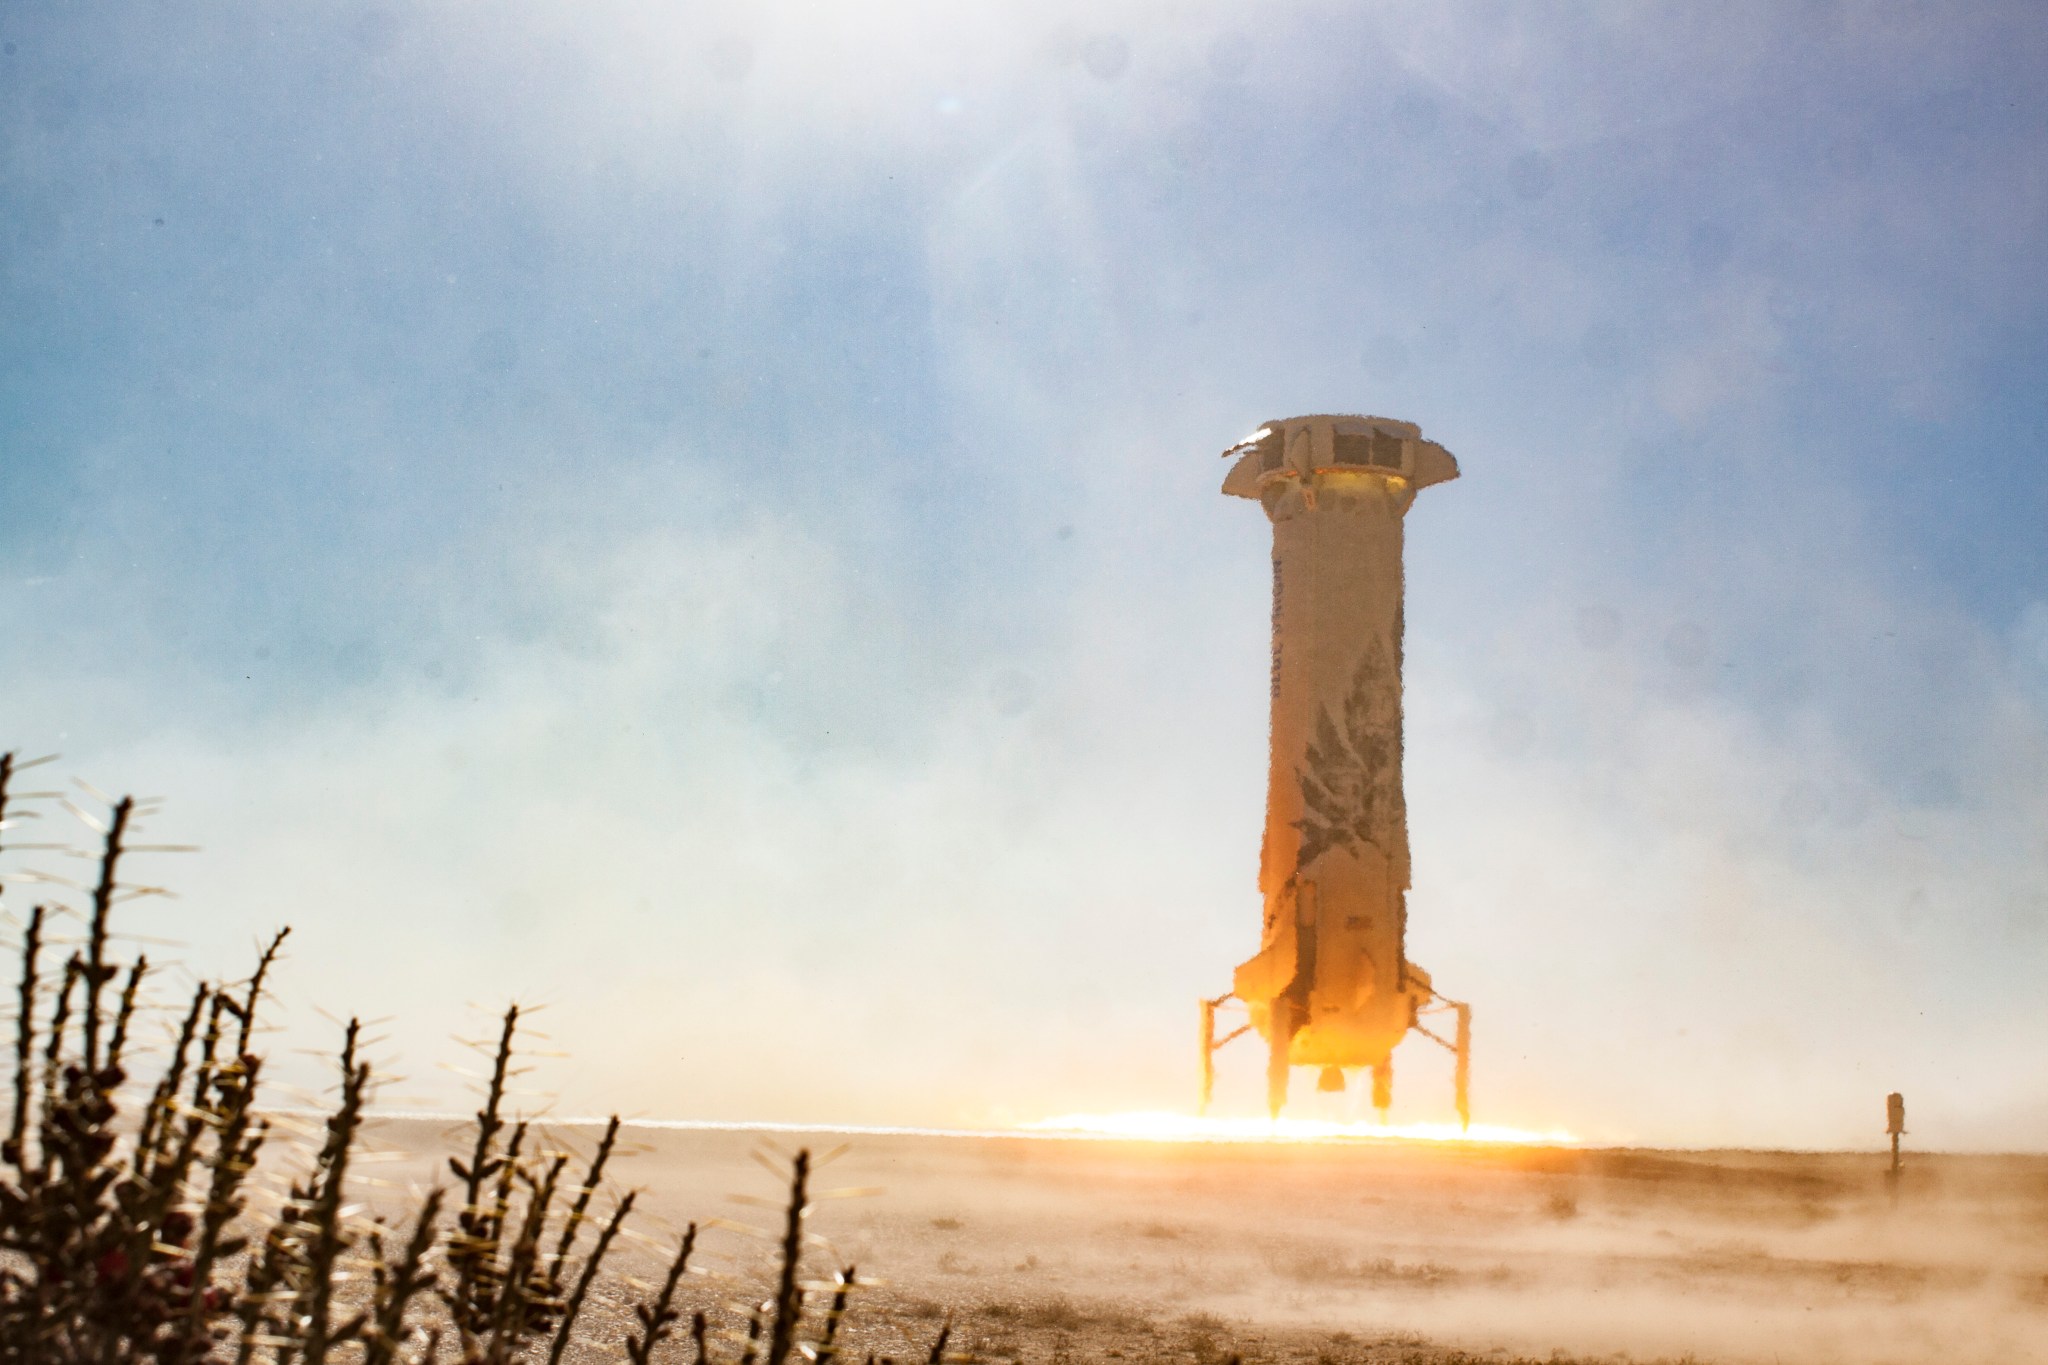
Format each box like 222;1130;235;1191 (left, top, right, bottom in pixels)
1885;1092;1906;1206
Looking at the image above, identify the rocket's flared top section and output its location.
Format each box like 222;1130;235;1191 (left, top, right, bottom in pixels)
1219;414;1458;500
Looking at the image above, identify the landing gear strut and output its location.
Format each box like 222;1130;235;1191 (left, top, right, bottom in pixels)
1198;994;1249;1115
1412;995;1473;1132
1201;991;1473;1130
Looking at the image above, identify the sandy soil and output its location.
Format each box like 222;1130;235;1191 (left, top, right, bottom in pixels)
357;1119;2048;1365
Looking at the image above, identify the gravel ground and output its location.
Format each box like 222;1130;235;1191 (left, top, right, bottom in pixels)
353;1118;2048;1365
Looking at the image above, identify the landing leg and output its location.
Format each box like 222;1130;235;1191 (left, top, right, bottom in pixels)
1453;1002;1472;1133
1199;998;1216;1115
1371;1060;1393;1123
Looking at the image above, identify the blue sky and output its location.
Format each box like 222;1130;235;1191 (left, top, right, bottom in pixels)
3;1;2045;1147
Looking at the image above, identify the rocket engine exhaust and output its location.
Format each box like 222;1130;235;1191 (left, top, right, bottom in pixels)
1200;415;1472;1127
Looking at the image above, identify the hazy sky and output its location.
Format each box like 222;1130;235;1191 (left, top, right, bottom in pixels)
4;1;2045;1149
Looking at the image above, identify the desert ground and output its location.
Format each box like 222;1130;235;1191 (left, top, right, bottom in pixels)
361;1119;2048;1365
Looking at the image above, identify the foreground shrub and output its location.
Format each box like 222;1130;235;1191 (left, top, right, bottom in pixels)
0;751;945;1365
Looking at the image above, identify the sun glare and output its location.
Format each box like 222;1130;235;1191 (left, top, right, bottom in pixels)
1022;1112;1575;1145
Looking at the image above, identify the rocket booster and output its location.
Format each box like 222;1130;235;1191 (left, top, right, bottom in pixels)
1200;415;1471;1123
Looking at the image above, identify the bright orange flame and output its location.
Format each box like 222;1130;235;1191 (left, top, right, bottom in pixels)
1021;1112;1574;1145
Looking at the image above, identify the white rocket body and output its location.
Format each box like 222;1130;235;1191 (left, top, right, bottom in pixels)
1207;414;1466;1121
